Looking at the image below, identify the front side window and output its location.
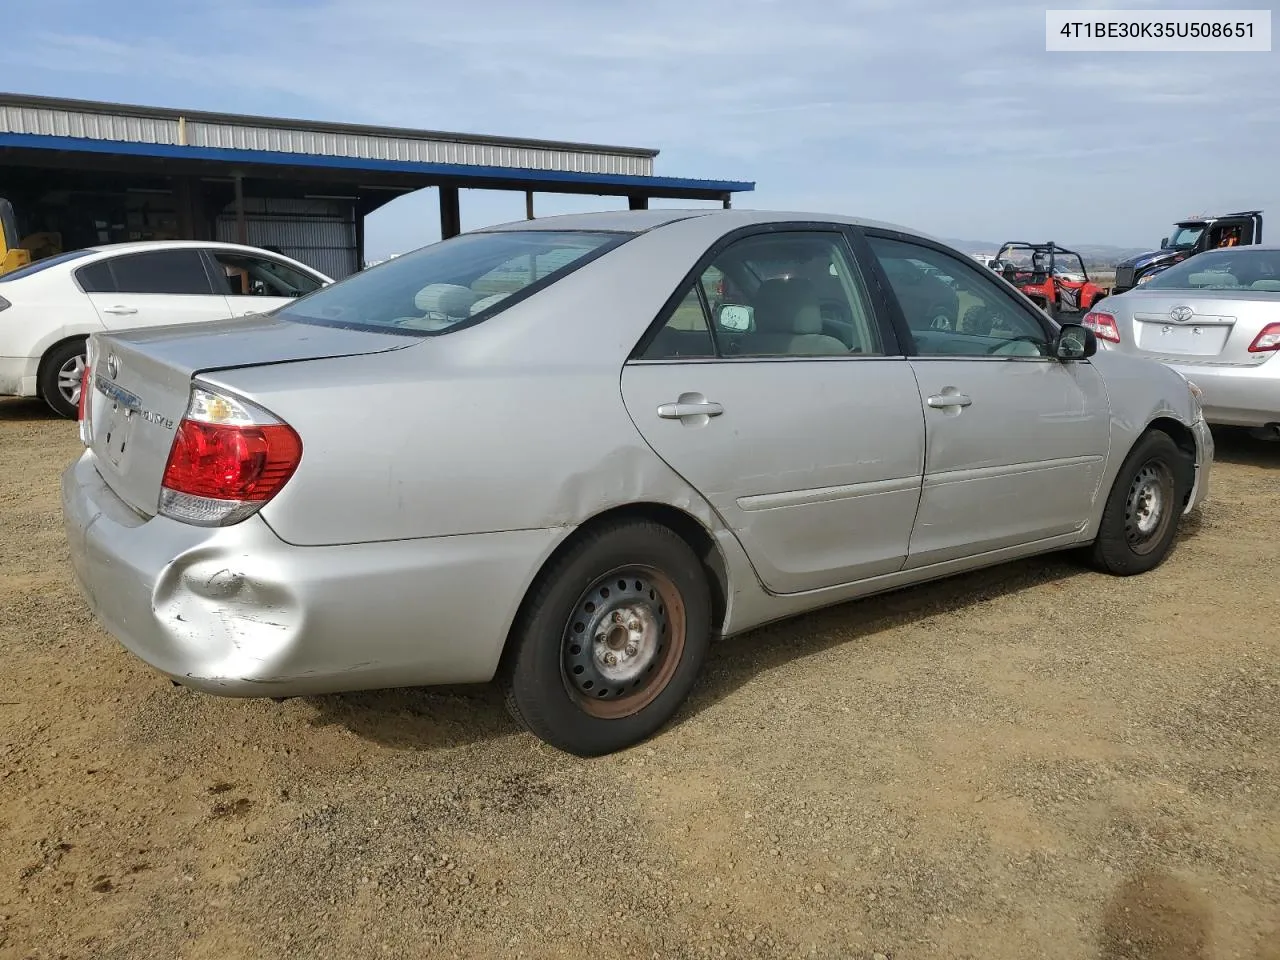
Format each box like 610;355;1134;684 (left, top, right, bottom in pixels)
641;231;884;360
211;251;325;298
868;236;1052;358
101;249;215;296
1141;249;1280;292
276;230;626;335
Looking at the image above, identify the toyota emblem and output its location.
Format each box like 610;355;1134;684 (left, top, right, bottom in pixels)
1169;305;1194;323
106;354;119;379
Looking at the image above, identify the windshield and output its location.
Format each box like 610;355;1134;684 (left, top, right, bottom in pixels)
277;230;628;335
0;248;94;282
1141;249;1280;292
1167;225;1204;249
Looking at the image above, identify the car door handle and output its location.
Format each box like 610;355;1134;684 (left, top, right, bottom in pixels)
657;400;724;419
926;393;972;408
101;305;138;316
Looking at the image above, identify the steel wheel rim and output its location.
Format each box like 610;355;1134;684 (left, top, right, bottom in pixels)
1124;458;1175;554
561;565;686;720
57;353;86;406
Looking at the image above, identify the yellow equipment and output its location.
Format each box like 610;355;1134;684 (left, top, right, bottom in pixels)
0;199;63;276
0;198;31;275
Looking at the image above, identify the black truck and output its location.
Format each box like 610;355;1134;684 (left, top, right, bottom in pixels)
1111;210;1263;294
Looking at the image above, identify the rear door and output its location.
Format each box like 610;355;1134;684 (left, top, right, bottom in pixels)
860;231;1111;568
204;248;328;317
620;224;926;595
77;248;233;329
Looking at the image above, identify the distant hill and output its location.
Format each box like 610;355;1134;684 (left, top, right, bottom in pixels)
942;237;1149;268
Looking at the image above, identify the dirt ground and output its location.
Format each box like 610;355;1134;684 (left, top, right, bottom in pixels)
1;396;1278;960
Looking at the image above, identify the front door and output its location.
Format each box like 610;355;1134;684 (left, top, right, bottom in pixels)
621;227;925;595
862;233;1112;568
79;247;233;330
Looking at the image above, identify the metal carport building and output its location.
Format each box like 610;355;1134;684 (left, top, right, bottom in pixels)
0;92;755;279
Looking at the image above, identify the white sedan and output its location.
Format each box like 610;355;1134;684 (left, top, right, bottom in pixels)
0;240;330;417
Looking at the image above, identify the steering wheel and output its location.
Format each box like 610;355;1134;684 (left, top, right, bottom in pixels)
987;335;1045;356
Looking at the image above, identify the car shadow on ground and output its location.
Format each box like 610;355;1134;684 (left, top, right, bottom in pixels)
0;397;60;422
307;507;1210;753
306;551;1114;754
1208;425;1279;468
303;683;518;752
679;552;1088;724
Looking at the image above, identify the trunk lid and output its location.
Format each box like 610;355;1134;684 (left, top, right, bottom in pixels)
1108;289;1280;365
84;313;413;517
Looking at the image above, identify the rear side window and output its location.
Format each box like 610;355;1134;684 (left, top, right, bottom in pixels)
76;261;115;293
98;249;216;296
277;230;627;335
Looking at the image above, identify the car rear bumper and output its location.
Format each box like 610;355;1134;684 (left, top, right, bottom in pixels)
0;355;38;398
61;450;561;697
1162;358;1280;428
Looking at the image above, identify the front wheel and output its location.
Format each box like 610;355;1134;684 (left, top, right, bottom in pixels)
502;519;712;756
38;339;87;419
1088;430;1193;576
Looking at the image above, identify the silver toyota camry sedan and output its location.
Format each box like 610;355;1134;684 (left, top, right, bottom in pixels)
62;209;1213;756
1083;244;1280;437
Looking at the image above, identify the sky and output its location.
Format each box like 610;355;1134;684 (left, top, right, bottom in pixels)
3;0;1278;260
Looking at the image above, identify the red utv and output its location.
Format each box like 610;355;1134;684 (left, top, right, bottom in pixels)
992;242;1109;316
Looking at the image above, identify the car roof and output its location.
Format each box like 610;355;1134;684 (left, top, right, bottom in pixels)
474;207;950;245
81;239;301;257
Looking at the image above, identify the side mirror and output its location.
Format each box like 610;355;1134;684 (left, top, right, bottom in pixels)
1055;322;1097;361
716;303;754;332
1160;237;1170;249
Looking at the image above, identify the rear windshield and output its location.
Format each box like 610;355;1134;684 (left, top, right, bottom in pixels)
277;230;628;335
1142;249;1280;292
0;248;95;282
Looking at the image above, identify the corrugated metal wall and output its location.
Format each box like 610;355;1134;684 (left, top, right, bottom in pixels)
0;103;655;177
215;197;358;280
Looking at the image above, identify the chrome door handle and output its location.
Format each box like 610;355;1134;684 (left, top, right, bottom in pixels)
102;305;138;316
657;400;724;419
926;393;972;408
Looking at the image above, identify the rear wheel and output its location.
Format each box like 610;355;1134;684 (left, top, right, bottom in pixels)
38;339;87;419
1088;430;1192;576
501;519;712;756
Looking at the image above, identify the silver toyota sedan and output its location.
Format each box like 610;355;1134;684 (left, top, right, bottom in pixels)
1083;244;1280;437
61;209;1213;756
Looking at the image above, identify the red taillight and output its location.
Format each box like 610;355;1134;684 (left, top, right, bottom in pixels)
77;362;92;421
158;387;302;526
162;420;302;501
1082;310;1121;343
1247;322;1280;353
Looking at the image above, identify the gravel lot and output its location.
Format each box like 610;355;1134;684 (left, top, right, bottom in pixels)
2;397;1278;960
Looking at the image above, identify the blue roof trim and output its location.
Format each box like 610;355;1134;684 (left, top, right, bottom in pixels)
0;131;755;194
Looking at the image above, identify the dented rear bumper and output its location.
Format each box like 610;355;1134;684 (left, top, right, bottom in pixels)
61;450;560;697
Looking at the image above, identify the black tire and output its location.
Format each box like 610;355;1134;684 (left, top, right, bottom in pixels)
501;519;712;756
1088;430;1193;576
38;339;87;419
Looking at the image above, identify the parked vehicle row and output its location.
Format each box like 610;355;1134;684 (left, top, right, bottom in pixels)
60;209;1212;756
0;240;330;417
1084;244;1280;439
1112;210;1264;293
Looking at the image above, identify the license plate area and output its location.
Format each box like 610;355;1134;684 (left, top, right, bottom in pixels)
93;374;142;470
1135;320;1231;356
